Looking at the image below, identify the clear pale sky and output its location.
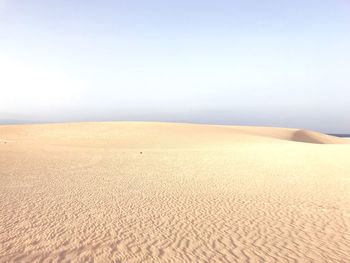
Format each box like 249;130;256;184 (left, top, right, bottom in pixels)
0;0;349;132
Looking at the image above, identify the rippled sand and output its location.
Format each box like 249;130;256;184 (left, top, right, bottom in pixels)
1;122;350;262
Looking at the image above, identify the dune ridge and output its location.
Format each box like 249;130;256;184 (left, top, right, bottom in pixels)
0;122;348;146
1;122;350;262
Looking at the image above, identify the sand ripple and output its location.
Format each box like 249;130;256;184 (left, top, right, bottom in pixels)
1;123;350;262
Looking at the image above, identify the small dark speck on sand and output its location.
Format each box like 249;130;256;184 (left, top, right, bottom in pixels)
140;152;142;154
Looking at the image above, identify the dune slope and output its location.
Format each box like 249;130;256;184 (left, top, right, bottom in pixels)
1;122;350;262
0;121;348;147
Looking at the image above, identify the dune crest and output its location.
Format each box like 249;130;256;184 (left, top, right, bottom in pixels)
0;122;348;147
290;129;345;144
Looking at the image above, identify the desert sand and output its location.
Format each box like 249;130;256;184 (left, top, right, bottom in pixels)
1;122;350;262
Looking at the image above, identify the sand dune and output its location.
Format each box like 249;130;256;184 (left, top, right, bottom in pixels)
0;122;348;147
1;122;350;262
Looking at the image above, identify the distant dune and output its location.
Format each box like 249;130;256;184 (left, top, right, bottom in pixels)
1;122;350;262
0;121;348;147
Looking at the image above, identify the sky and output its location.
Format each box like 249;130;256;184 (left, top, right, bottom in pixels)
0;0;349;132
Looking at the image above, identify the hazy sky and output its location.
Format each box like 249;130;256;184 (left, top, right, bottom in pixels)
0;0;349;132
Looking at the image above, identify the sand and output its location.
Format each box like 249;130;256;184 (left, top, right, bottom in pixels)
1;122;350;262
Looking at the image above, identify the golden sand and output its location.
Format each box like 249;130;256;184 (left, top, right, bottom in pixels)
1;122;350;262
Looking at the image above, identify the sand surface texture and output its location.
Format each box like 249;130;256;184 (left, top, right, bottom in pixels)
1;122;350;262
